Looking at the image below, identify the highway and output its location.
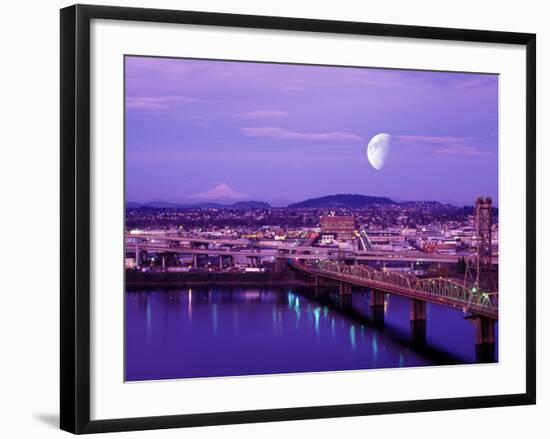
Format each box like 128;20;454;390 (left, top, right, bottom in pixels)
126;232;498;264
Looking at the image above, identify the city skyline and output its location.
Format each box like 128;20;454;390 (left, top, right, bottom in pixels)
125;56;499;206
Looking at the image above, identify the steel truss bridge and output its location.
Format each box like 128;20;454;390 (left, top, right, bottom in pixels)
291;259;498;320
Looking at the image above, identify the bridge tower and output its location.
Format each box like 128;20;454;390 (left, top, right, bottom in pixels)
465;197;497;359
465;197;494;293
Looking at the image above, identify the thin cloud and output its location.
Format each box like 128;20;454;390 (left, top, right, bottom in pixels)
394;135;492;156
242;127;363;142
236;110;289;119
435;145;492;156
126;95;202;111
357;70;497;90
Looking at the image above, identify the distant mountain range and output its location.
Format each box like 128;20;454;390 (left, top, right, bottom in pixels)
126;200;270;210
126;193;483;210
287;194;396;208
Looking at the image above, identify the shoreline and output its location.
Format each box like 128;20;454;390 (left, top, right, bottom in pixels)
126;280;312;288
125;269;313;289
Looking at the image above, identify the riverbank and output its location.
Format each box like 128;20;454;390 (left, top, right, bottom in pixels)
126;269;312;288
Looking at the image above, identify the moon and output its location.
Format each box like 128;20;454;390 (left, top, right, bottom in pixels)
367;133;391;170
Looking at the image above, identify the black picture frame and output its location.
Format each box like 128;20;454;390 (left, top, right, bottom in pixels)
60;4;536;434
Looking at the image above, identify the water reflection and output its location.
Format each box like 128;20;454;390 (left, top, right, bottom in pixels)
313;307;321;334
349;325;356;351
187;289;192;323
125;287;496;381
211;303;218;335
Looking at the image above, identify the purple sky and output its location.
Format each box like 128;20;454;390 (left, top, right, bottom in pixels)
125;56;498;206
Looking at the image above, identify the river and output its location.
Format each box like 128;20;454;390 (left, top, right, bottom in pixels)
125;287;497;381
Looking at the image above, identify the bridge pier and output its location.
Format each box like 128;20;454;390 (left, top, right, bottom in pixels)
370;290;385;326
193;254;199;269
339;294;353;310
475;343;496;363
134;246;149;269
410;299;427;321
371;305;385;326
409;299;427;343
370;290;385;307
218;255;234;270
410;320;427;345
247;256;261;268
135;244;141;268
159;253;175;270
472;316;496;363
274;257;286;274
339;281;352;296
474;316;495;345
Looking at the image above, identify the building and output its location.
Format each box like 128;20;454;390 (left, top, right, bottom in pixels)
365;230;405;245
319;215;356;241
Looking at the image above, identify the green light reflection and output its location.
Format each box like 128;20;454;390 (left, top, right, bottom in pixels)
350;325;356;350
313;307;321;334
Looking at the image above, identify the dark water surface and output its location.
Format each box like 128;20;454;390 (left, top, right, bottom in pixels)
125;287;497;381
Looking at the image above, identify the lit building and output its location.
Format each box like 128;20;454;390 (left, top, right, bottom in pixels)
365;230;405;244
320;215;356;241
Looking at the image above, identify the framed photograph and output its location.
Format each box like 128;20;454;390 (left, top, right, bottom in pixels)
60;4;536;434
